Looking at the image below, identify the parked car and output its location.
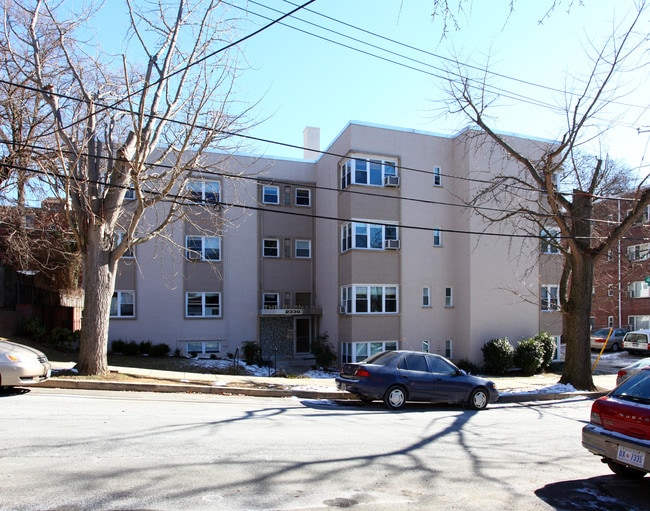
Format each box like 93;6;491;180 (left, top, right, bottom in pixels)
590;328;628;352
616;357;650;386
582;367;650;479
335;350;499;410
623;329;650;355
0;340;51;389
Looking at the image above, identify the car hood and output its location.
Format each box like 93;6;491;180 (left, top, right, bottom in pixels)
0;340;47;359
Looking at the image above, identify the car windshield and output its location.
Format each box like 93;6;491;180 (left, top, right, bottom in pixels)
612;370;650;404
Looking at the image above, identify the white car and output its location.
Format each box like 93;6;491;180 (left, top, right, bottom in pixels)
623;329;650;355
0;340;51;389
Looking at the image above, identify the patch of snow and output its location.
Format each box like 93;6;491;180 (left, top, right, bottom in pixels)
500;383;577;397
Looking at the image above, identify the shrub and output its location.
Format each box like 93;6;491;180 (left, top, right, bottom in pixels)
111;339;127;354
455;358;482;375
47;327;76;352
150;343;171;357
22;317;46;340
310;333;337;369
242;341;260;365
123;340;140;356
514;338;545;375
138;341;152;355
481;337;514;375
534;332;557;370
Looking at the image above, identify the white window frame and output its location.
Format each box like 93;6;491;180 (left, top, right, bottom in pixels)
444;287;453;307
422;287;431;307
295;239;311;258
263;293;280;309
541;285;560;311
185;292;221;318
187;179;220;204
263;238;280;258
433;166;442;187
185;235;221;261
628;281;650;299
262;185;280;205
340;157;397;189
340;222;398;252
340;341;398;363
445;339;453;359
433;228;442;247
295;188;311;207
340;285;399;314
627;243;650;261
185;341;221;356
541;228;561;254
111;291;135;318
115;231;135;259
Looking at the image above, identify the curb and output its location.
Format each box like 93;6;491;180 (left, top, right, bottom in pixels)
36;378;609;403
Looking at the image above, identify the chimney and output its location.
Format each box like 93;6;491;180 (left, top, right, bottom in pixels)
303;127;320;160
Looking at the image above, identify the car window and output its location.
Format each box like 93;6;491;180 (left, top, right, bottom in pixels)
428;356;456;374
625;332;649;343
613;370;650;402
401;354;429;372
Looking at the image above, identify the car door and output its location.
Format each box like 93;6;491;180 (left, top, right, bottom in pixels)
396;353;435;400
428;355;469;403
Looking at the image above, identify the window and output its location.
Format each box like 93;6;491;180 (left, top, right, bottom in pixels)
608;316;614;328
607;284;614;297
295;240;311;258
444;287;453;307
185;236;221;261
433;166;442;186
124;188;135;200
445;339;453;359
340;285;399;314
628;281;650;299
340;157;397;189
628;315;650;330
433;228;442;247
263;293;279;309
186;292;221;317
422;287;431;307
283;186;292;206
262;185;280;204
111;291;135;317
340;341;398;363
340;222;398;251
627;243;650;261
541;285;559;311
263;239;279;257
541;228;561;254
187;180;220;203
295;188;311;206
185;341;221;356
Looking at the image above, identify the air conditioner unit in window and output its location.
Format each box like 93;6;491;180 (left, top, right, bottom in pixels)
384;239;400;250
338;306;347;315
384;175;399;187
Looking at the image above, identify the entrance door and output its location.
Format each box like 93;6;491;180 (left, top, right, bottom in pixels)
295;318;311;353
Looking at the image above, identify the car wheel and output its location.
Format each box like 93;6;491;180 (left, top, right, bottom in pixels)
606;460;646;479
610;342;619;352
383;385;407;410
468;388;489;410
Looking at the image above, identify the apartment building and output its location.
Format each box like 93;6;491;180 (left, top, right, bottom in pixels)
107;121;560;367
592;200;650;331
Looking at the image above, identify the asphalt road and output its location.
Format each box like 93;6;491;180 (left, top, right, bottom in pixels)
1;386;648;511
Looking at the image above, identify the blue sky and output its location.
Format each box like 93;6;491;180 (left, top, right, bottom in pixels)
229;0;649;172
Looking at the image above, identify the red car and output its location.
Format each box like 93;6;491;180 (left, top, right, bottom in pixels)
582;367;650;479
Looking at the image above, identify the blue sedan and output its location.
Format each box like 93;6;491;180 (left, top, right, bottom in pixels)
336;350;499;410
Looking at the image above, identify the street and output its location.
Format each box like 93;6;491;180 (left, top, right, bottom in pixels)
1;386;648;511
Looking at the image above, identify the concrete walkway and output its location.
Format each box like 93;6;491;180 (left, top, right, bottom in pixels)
39;361;618;403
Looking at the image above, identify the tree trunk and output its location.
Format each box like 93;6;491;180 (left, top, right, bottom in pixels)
77;225;117;376
559;255;596;391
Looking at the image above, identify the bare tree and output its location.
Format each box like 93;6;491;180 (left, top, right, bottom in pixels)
443;4;650;389
3;0;257;375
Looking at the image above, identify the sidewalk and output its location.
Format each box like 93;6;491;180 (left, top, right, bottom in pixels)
39;361;618;403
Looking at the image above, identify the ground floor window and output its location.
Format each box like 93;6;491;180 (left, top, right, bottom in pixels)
340;340;398;363
110;291;135;317
628;315;650;330
185;341;221;356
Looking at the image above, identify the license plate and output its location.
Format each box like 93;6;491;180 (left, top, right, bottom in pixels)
616;446;646;469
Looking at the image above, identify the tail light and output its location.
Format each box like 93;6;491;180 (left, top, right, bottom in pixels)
590;399;604;426
617;370;627;381
354;368;371;377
